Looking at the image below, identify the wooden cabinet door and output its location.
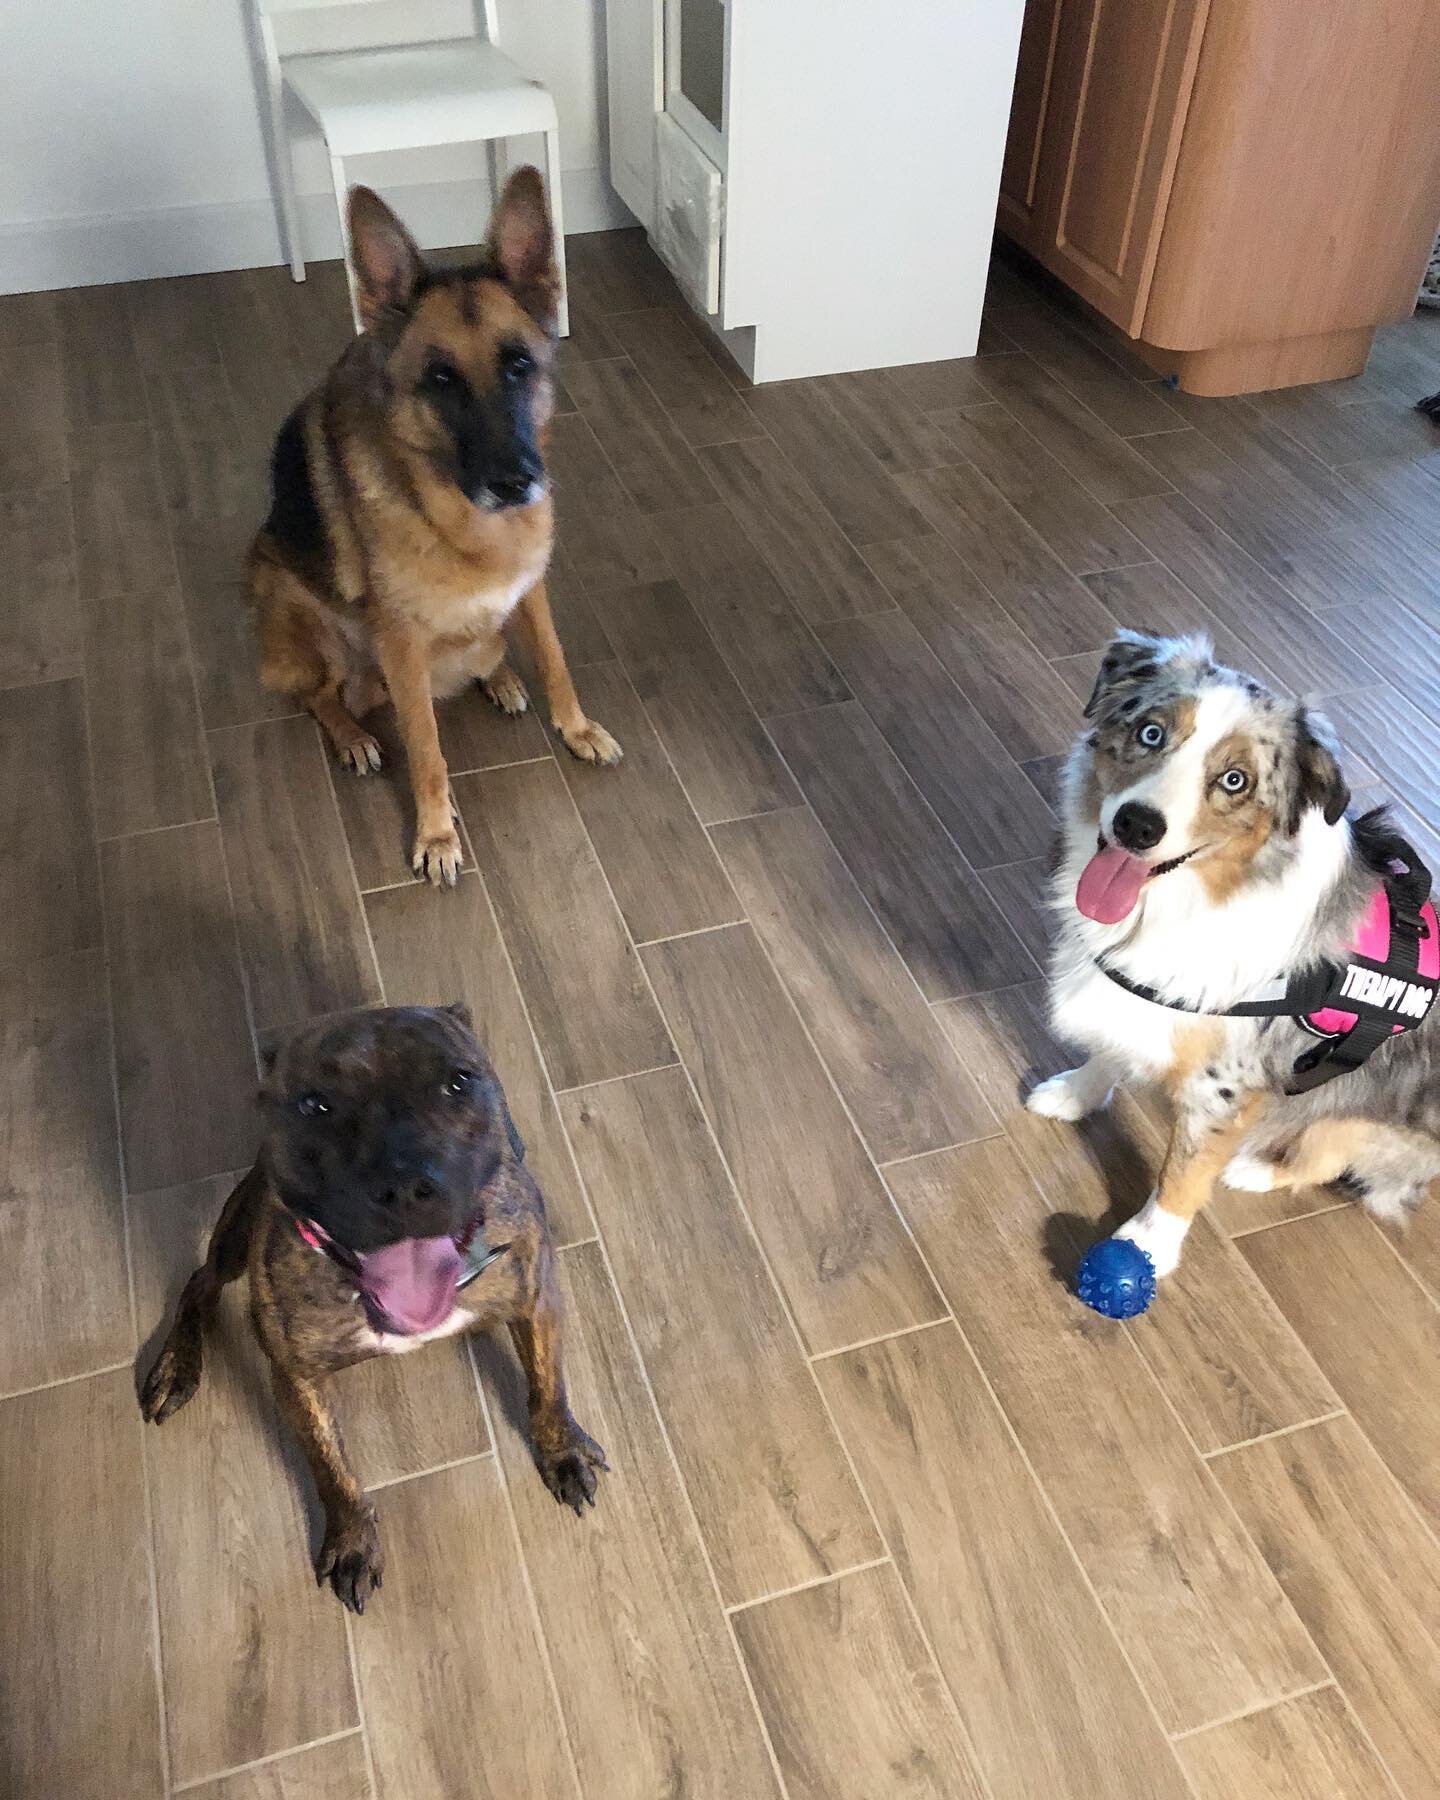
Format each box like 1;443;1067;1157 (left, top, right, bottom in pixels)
1035;0;1209;333
997;0;1066;255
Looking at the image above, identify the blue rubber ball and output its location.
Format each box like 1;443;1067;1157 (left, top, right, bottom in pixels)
1075;1237;1156;1319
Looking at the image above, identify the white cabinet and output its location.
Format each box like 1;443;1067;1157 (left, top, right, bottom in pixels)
605;0;1028;382
604;0;663;231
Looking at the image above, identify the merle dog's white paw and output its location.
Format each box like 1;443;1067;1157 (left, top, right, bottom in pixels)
1223;1152;1280;1193
1115;1196;1187;1278
1027;1069;1110;1122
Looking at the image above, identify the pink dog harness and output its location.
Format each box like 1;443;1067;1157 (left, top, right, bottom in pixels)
1303;881;1440;1038
1099;844;1438;1093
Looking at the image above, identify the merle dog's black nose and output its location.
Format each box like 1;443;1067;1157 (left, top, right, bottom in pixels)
1113;801;1166;853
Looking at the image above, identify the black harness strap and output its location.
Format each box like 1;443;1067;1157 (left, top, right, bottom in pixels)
1097;852;1437;1095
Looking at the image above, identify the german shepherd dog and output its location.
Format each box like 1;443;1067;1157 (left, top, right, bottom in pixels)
247;169;620;887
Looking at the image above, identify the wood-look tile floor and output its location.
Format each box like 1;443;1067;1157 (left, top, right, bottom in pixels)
3;232;1439;1800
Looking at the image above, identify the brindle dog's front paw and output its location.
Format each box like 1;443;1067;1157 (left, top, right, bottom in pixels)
538;1418;609;1515
139;1342;200;1425
558;718;623;767
316;1505;384;1614
412;822;463;887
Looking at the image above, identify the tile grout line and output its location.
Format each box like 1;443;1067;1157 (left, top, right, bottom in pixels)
1166;1677;1337;1745
564;781;1001;1799
0;1358;135;1407
314;717;388;1012
885;1122;1223;1794
168;1727;367;1795
633;915;749;949
876;1131;1008;1172
457;839;603;1242
808;1316;954;1366
97;813;219;847
102;854;177;1800
464;1339;588;1800
552;1057;680;1098
463;772;794;1795
744;725;1009;1132
64;375;179;1796
723;1554;892;1617
1226;1197;1354;1238
136;359;225;836
523;761;816;1795
132;305;282;1798
565;1231;796;1800
364;1446;495;1496
1201;1409;1349;1461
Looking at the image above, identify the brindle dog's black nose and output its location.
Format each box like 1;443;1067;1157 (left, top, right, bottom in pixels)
1113;801;1166;853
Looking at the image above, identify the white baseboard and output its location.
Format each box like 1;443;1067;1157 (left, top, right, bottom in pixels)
0;166;635;295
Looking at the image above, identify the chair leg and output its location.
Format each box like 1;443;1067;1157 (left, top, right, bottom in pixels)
486;137;507;212
256;17;306;283
276;139;307;283
329;149;362;335
542;126;569;339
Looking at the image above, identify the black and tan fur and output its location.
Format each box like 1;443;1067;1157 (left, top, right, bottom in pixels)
248;169;620;887
140;1006;604;1613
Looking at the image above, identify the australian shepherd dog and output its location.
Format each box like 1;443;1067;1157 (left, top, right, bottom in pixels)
1032;628;1440;1282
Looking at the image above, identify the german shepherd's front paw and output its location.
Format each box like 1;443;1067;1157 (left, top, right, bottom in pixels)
412;822;464;887
316;1504;384;1614
482;664;530;716
139;1341;201;1425
558;718;623;767
537;1418;609;1515
338;732;383;775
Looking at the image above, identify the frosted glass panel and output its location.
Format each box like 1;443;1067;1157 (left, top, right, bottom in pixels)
678;0;724;133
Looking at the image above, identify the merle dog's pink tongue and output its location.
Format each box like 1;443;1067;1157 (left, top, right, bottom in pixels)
357;1235;462;1334
1076;844;1149;923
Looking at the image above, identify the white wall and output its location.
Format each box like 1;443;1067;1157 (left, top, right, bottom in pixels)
0;0;631;294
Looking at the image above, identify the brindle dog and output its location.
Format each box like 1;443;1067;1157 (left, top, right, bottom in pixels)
248;167;620;889
140;1005;605;1613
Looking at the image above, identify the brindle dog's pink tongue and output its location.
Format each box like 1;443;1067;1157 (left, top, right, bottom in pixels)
1076;844;1149;924
358;1235;462;1334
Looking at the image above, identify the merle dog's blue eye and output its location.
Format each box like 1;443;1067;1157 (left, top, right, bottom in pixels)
1137;720;1166;749
296;1092;330;1118
1219;768;1249;794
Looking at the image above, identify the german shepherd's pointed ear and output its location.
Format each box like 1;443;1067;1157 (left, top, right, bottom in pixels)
487;166;560;331
348;186;425;331
1290;709;1350;831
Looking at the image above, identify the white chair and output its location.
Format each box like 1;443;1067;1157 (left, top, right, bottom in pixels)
252;0;568;335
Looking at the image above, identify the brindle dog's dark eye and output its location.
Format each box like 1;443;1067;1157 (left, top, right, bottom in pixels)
1219;768;1249;794
421;359;460;392
296;1092;330;1118
445;1068;474;1097
500;344;535;384
1137;720;1166;750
